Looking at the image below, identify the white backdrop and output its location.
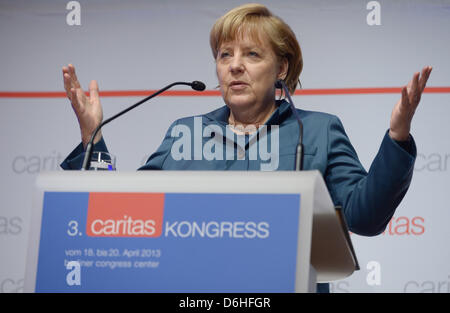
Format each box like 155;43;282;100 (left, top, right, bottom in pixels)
1;0;449;292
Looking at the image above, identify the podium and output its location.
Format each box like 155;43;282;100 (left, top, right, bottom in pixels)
24;170;358;293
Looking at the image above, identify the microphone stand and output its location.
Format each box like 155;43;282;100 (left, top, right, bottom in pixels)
276;80;304;171
81;81;205;170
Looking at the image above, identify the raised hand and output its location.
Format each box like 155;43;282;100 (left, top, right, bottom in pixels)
389;66;432;141
62;64;103;147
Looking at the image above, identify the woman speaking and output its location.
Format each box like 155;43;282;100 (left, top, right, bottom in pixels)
60;3;432;292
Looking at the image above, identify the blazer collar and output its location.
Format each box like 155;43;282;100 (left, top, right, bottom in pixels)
203;99;292;126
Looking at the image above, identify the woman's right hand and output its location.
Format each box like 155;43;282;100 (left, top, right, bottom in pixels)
62;64;103;148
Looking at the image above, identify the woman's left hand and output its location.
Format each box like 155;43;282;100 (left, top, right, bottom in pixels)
389;66;432;141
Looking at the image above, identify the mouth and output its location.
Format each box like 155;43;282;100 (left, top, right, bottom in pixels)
229;81;248;90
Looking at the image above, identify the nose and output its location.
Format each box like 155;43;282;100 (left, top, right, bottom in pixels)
229;55;244;74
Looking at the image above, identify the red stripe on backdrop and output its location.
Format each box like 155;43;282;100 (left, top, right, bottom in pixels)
0;87;449;98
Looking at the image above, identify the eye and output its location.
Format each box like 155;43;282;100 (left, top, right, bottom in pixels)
219;51;230;59
249;51;260;57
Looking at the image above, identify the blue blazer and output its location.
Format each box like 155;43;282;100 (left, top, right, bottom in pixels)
62;99;416;237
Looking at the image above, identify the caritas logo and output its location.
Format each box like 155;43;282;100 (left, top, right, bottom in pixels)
86;192;164;237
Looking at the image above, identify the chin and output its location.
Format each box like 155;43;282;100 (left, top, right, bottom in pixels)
225;95;256;109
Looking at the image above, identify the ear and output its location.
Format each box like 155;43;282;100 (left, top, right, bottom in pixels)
277;58;289;80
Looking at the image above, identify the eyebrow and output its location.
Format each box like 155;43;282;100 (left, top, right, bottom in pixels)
219;43;264;51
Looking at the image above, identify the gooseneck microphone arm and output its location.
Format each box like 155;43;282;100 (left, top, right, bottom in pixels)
275;79;304;171
81;81;206;170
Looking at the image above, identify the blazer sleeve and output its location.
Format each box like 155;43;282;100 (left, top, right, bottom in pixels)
324;116;417;236
60;119;178;171
60;137;109;170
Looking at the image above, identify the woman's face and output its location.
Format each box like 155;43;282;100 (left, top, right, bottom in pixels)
216;33;287;115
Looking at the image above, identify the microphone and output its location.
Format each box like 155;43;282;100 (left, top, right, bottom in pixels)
81;81;206;170
275;79;304;171
191;80;206;91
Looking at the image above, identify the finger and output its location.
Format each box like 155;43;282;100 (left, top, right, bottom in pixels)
63;71;70;89
89;80;100;103
418;66;429;92
68;64;82;88
406;76;413;94
63;73;73;98
63;66;70;90
70;88;80;112
65;67;78;90
401;86;410;109
422;66;433;91
409;72;420;105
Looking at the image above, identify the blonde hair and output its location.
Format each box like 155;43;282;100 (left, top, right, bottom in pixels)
210;3;303;94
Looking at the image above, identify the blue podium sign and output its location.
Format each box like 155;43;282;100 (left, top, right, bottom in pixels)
35;192;300;292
